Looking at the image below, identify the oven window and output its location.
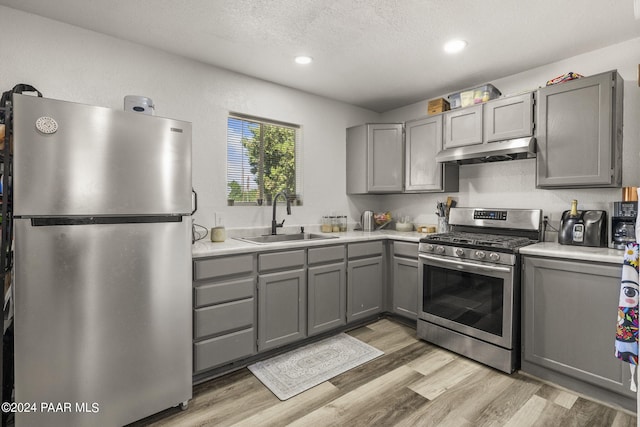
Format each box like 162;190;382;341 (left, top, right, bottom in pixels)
423;264;504;336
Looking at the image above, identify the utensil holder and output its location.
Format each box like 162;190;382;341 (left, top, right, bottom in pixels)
437;217;450;234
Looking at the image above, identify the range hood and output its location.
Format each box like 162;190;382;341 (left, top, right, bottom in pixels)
435;137;536;164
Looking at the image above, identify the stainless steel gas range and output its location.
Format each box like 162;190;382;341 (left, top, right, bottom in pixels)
417;207;542;373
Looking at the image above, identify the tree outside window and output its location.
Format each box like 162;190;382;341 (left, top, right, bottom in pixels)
227;115;301;206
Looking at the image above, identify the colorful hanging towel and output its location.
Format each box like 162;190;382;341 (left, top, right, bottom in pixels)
615;242;639;366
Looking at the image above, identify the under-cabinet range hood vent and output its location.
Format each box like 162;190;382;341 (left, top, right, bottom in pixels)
435;137;536;165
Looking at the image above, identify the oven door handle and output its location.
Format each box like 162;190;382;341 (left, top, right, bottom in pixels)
418;253;512;273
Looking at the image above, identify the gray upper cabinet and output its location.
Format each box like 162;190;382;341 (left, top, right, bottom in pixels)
522;256;634;401
405;116;459;193
346;123;403;194
443;104;483;148
483;92;534;142
536;70;623;188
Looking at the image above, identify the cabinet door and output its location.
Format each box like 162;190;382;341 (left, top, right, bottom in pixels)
536;71;619;188
483;93;534;142
405;115;458;192
392;256;418;320
522;257;633;398
308;262;346;336
443;105;483;148
347;256;383;322
258;269;307;351
367;124;403;192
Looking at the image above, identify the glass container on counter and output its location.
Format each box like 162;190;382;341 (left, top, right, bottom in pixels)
321;216;332;233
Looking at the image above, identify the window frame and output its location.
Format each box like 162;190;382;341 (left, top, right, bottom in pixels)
226;113;302;207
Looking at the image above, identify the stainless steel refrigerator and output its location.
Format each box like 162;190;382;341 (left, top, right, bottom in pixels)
11;94;193;426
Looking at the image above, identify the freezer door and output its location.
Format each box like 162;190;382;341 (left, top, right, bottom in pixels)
14;218;192;427
13;95;191;216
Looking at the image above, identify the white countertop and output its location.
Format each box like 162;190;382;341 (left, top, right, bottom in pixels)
193;230;627;265
519;242;624;264
192;229;427;258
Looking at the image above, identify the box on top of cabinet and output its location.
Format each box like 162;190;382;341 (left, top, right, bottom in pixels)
448;84;501;109
427;98;450;115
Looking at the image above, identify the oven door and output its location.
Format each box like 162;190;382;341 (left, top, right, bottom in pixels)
418;253;516;349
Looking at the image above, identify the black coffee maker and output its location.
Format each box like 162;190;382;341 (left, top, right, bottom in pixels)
610;201;637;249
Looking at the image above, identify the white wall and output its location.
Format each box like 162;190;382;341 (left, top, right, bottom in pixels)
0;6;380;230
2;6;639;233
378;38;640;231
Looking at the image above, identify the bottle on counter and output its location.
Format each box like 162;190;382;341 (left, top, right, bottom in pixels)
569;199;579;217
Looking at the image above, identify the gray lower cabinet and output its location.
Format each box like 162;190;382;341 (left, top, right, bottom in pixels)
308;245;347;336
192;254;257;373
522;256;635;404
391;242;418;320
258;250;307;351
347;241;384;322
536;70;623;188
405;116;458;193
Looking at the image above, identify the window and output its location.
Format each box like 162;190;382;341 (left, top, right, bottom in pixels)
227;114;302;206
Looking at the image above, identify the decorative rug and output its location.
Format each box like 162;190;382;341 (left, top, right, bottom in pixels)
248;333;384;400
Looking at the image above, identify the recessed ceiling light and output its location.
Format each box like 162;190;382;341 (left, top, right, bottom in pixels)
294;56;313;65
443;39;467;54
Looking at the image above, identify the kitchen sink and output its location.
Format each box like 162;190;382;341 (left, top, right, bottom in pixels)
235;233;339;244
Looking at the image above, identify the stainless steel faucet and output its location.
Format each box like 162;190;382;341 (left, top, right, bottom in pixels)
271;190;292;235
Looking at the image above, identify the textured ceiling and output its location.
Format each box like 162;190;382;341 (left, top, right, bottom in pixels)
1;0;639;112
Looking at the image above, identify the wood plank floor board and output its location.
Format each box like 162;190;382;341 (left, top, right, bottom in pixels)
127;318;636;427
471;373;543;426
228;381;340;427
327;340;433;393
398;363;516;426
556;397;619;427
288;365;425;427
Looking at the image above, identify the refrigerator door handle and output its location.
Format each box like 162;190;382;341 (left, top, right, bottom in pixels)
192;188;198;215
30;216;183;226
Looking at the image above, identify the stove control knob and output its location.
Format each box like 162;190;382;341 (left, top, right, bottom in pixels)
475;251;486;259
489;252;500;261
426;244;435;252
435;246;445;254
455;248;465;257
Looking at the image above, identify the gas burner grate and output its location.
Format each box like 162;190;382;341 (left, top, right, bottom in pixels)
423;232;535;249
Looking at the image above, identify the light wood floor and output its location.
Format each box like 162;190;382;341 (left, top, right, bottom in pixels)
130;318;637;427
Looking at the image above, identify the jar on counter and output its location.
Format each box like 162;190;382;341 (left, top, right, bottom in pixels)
331;216;340;232
321;216;332;233
339;215;347;232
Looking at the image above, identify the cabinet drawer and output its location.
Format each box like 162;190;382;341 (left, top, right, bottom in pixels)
194;254;254;281
194;277;255;307
308;245;346;265
194;328;255;372
348;241;383;259
194;298;254;339
393;242;418;259
259;250;305;272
